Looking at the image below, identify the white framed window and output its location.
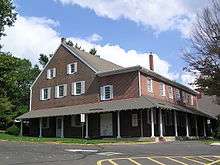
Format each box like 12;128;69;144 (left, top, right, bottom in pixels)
168;86;173;99
100;85;113;100
71;115;81;127
67;62;77;74
147;78;153;93
159;82;166;96
72;81;85;95
40;87;51;100
47;68;56;79
55;84;67;98
190;95;194;105
176;89;181;101
42;118;49;129
132;113;138;127
182;91;187;103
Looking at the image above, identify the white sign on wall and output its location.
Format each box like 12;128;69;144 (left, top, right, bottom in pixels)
80;114;85;123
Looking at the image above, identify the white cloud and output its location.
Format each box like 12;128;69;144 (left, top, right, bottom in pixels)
1;15;195;87
0;15;60;64
180;71;199;89
55;0;208;37
86;33;102;42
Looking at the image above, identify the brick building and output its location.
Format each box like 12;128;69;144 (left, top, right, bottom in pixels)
17;39;213;139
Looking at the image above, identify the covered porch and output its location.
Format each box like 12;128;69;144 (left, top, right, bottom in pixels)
18;96;212;139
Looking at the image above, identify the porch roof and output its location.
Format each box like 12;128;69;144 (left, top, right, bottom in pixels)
17;96;211;119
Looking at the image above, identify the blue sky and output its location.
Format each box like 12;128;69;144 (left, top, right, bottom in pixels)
1;0;209;87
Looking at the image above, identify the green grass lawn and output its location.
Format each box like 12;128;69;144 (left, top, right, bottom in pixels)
199;139;220;145
0;133;152;145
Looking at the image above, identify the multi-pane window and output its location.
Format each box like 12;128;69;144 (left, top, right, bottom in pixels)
176;89;181;101
159;82;166;96
190;95;194;105
55;84;67;98
42;118;49;128
168;86;173;99
100;85;113;100
47;68;56;79
40;87;51;100
147;78;153;93
131;113;138;127
72;81;85;95
71;115;81;127
67;62;77;74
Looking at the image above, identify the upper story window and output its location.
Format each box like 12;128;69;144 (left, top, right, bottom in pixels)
182;91;187;103
100;85;113;100
147;78;153;93
159;82;166;96
190;95;194;105
40;87;51;100
47;68;56;79
72;81;85;95
55;84;67;98
67;62;77;74
176;89;181;101
168;86;173;99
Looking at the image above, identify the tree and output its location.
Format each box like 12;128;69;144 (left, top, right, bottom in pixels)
0;0;17;48
89;48;97;55
39;54;49;68
183;0;220;97
0;53;40;127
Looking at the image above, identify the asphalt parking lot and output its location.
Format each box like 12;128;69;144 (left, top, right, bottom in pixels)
0;140;219;165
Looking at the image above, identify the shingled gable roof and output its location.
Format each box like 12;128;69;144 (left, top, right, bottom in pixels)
62;41;123;72
96;66;197;95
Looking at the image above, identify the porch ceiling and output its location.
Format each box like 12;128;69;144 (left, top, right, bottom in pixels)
17;96;212;119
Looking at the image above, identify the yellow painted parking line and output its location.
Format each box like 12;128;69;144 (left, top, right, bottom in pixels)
147;157;166;165
166;157;188;165
183;156;205;165
199;156;214;162
206;159;220;165
108;159;119;165
127;158;142;165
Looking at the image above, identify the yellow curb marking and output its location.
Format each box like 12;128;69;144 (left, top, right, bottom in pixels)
108;159;119;165
127;158;142;165
97;155;220;165
166;157;188;165
206;159;220;165
147;157;166;165
183;156;205;165
199;156;214;162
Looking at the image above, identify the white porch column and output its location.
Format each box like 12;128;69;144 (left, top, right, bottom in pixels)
203;118;207;137
85;114;89;139
39;118;42;138
61;116;64;138
186;114;189;137
117;111;121;139
174;111;178;137
159;109;163;137
140;110;143;137
20;119;23;136
195;116;198;137
151;109;155;137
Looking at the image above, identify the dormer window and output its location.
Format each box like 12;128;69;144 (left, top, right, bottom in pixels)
100;85;113;100
147;78;153;93
40;87;51;100
159;83;166;96
67;62;77;74
47;68;56;79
